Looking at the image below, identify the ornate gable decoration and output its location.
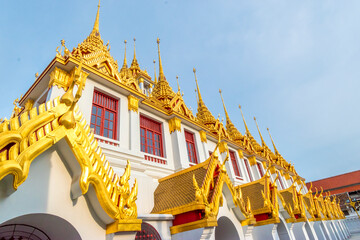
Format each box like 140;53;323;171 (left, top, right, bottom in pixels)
72;3;121;81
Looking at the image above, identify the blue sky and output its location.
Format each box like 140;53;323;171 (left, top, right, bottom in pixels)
1;1;359;181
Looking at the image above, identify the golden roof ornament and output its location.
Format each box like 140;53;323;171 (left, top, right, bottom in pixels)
194;68;216;126
72;0;120;80
267;128;280;155
121;40;128;70
219;89;243;142
153;59;157;84
176;75;180;93
151;39;176;104
130;38;140;74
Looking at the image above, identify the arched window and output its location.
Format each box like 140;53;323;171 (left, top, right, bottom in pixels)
135;222;161;240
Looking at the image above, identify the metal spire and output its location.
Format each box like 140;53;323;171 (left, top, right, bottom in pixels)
267;128;279;155
254;117;266;147
239;105;250;136
157;38;165;82
122;40;127;68
219;89;230;123
193;68;203;104
92;0;101;33
153;59;157;84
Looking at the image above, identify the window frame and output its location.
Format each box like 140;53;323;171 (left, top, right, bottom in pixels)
140;115;164;157
229;150;242;178
90;90;118;140
185;130;198;164
257;162;264;178
244;158;253;182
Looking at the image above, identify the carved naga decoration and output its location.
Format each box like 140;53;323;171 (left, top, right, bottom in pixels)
0;63;140;229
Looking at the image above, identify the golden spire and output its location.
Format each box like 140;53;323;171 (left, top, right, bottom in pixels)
92;0;101;34
130;38;140;71
157;38;165;82
176;75;180;92
122;40;127;69
254;117;266;147
153;59;157;84
239;105;250;136
194;68;203;104
267;128;279;155
133;38;137;60
219;89;230;123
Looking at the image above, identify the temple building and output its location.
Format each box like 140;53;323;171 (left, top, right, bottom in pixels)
0;2;350;240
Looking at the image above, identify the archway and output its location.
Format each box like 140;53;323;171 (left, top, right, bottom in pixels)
0;213;81;240
277;219;291;240
215;216;240;240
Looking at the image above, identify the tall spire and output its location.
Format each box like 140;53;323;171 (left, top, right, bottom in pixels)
219;89;230;123
176;75;180;92
92;0;101;34
130;38;140;71
157;38;165;82
267;128;279;155
239;105;250;136
254;117;266;147
133;38;137;60
153;60;157;84
122;40;127;69
194;68;203;104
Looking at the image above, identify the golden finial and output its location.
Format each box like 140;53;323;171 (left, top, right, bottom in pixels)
122;40;127;68
176;75;180;92
92;0;101;33
193;68;203;104
219;89;230;121
254;117;266;147
133;38;136;59
239;105;250;136
35;72;39;79
157;38;165;82
153;59;157;84
267;128;279;155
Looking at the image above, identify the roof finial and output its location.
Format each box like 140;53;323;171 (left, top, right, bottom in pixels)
122;40;127;69
193;68;203;104
133;38;136;59
254;117;266;147
157;38;165;82
176;75;180;92
153;59;157;84
219;89;230;122
92;0;101;33
267;128;279;155
239;105;250;136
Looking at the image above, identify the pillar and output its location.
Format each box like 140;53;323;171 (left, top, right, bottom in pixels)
128;95;140;153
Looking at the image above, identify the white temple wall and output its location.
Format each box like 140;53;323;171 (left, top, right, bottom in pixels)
0;146;106;239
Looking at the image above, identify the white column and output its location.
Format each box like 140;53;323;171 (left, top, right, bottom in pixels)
313;221;327;240
128;95;140;154
169;117;189;170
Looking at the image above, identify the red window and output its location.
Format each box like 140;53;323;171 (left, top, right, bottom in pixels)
90;91;118;139
140;115;163;157
257;162;264;177
230;150;242;178
244;159;253;182
185;131;198;164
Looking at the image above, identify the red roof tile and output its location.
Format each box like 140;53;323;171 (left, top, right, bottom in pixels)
306;170;360;195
